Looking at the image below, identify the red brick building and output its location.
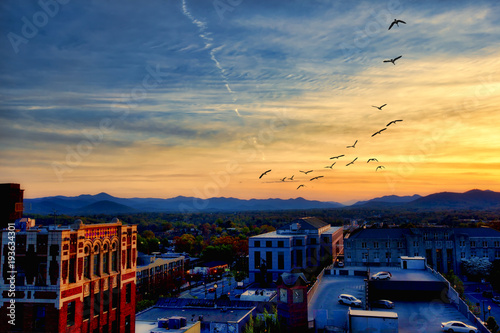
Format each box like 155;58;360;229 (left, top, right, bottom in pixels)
0;218;137;333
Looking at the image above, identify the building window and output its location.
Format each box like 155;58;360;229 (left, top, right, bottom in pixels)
423;233;428;240
460;241;465;247
83;295;91;320
495;250;500;258
347;253;351;259
461;252;465;259
278;252;284;270
483;241;488;248
127;248;131;269
444;233;449;240
278;241;284;248
483;251;489;258
471;250;477;257
103;289;110;312
266;251;273;269
112;286;119;309
295;239;303;246
398;242;403;248
495;241;499;248
126;283;132;304
254;241;260;247
374;252;379;259
266;241;272;247
362;252;368;260
446;241;453;248
385;241;389;248
386;252;391;259
94;292;101;316
413;241;419;247
310;238;317;245
436;241;442;248
361;242;367;249
373;242;378;249
254;251;261;269
414;252;419;257
67;301;75;327
93;253;100;276
434;233;438;240
471;241;476;248
111;250;118;272
69;257;76;283
104;251;110;274
84;254;91;279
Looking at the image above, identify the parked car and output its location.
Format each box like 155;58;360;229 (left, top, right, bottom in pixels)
371;299;395;309
338;294;363;307
337;261;344;268
372;272;392;280
492;296;500;304
441;320;478;333
208;287;216;293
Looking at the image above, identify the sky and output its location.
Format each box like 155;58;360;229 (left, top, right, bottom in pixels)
1;0;500;203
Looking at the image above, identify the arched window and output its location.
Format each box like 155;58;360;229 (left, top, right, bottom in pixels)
93;244;100;277
103;243;109;274
111;242;118;272
84;245;91;279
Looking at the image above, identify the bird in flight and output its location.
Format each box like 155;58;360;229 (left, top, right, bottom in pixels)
310;176;324;181
346;140;358;148
297;184;305;190
367;158;378;163
388;19;406;30
371;128;387;137
281;177;286;182
376;166;385;171
387;119;403;127
259;169;271;179
383;55;402;65
330;154;344;160
300;170;313;174
346;157;358;166
325;162;336;169
372;104;387;110
288;175;295;181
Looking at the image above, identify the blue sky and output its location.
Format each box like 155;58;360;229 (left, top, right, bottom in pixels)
1;0;500;202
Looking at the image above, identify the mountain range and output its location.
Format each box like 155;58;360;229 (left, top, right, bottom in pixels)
23;189;500;215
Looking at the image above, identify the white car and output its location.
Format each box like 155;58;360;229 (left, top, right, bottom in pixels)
441;321;478;333
372;272;392;280
338;294;362;307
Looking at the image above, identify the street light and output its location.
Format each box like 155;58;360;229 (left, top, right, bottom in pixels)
214;283;218;301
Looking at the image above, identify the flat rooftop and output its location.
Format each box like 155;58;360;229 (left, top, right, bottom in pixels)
337;266;441;282
136;306;253;324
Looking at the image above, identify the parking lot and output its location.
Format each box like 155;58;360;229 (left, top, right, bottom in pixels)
309;274;481;332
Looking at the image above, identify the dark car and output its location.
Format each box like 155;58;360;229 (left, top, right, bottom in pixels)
371;300;395;309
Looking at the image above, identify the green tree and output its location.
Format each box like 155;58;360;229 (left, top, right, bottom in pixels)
486;316;499;333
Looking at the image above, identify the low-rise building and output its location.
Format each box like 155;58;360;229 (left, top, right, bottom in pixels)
344;226;500;274
249;217;343;283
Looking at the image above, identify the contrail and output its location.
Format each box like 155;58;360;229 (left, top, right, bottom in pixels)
181;0;241;117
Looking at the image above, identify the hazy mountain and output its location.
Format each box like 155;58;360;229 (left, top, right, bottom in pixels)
406;189;500;210
24;193;344;215
352;194;422;207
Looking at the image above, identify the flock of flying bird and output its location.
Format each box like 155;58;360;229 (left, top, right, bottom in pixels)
259;18;406;190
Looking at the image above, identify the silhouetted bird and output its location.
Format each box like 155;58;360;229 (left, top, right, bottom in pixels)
288;175;295;181
346;157;358;166
372;104;387;110
387;119;403;126
347;140;358;148
330;155;345;159
376;166;385;171
297;184;305;190
300;170;313;174
281;177;286;182
388;19;406;30
310;176;324;181
371;128;387;137
259;170;271;179
325;162;336;168
367;158;378;163
383;55;402;65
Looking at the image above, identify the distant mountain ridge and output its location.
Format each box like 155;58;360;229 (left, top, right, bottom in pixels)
24;193;344;215
23;189;500;215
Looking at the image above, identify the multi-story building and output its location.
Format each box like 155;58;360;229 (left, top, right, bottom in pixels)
136;252;184;303
344;227;500;274
0;218;137;333
248;217;343;283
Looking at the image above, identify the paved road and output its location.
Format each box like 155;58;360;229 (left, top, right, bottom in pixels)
179;276;239;300
464;282;500;324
